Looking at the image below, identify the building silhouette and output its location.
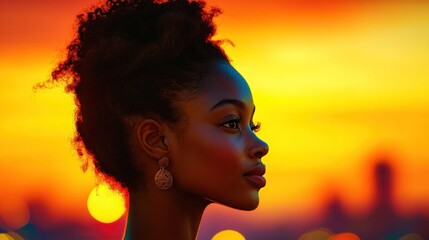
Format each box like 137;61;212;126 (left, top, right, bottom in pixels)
318;159;429;239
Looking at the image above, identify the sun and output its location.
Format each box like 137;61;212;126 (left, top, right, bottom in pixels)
87;183;126;223
211;230;246;240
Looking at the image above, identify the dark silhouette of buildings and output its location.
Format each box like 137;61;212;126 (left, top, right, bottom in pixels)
317;159;429;239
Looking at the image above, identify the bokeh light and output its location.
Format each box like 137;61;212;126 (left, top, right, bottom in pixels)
298;230;361;240
329;232;361;240
0;234;13;240
211;229;246;240
0;197;29;230
298;228;332;240
87;183;126;224
400;233;423;240
0;232;24;240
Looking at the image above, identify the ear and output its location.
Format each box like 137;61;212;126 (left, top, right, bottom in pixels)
136;119;169;159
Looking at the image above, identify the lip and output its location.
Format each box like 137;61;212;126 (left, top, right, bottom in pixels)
244;163;266;188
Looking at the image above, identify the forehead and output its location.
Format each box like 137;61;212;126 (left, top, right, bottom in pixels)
197;61;254;106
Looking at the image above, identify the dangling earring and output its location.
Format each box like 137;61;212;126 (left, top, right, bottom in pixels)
154;157;173;190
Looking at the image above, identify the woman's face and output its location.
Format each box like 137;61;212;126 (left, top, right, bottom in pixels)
168;61;269;210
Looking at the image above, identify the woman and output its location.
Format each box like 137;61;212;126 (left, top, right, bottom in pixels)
49;0;269;239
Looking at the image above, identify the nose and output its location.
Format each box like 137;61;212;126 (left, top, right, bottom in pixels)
248;135;269;160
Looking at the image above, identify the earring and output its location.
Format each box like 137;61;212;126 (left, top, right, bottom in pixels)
154;157;173;190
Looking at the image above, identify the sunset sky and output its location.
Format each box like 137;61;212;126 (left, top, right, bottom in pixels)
1;0;429;238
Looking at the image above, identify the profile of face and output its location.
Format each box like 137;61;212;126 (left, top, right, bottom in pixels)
166;61;269;210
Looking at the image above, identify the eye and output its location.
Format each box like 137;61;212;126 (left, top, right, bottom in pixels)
222;119;240;130
250;122;261;132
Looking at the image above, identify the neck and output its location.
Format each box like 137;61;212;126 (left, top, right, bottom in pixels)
123;186;209;240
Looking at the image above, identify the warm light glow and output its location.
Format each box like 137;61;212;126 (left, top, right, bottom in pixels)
87;184;126;224
0;197;29;230
300;230;362;240
0;234;13;240
211;230;246;240
400;233;423;240
298;228;332;240
0;232;24;240
329;233;361;240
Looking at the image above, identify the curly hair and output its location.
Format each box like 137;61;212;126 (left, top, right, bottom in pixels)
48;0;229;189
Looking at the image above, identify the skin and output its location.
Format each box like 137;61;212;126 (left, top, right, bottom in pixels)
124;61;269;240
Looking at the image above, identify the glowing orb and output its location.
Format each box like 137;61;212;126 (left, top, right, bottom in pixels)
87;183;126;223
400;233;423;240
0;233;14;240
0;232;23;240
298;228;332;240
211;230;246;240
0;197;29;230
330;232;361;240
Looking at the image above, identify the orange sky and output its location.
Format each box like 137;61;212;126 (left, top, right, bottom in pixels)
1;0;429;228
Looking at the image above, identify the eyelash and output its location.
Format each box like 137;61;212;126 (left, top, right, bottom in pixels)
222;119;261;133
251;122;261;132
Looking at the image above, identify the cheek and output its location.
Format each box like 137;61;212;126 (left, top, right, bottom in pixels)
175;125;244;183
202;141;241;172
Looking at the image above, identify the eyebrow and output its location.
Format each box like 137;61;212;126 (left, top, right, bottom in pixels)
210;99;255;114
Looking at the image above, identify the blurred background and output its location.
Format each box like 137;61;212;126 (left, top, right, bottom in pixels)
1;0;428;239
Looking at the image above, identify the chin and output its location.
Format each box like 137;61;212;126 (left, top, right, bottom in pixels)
221;193;261;211
204;188;262;211
212;200;259;211
237;202;259;211
242;194;261;211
